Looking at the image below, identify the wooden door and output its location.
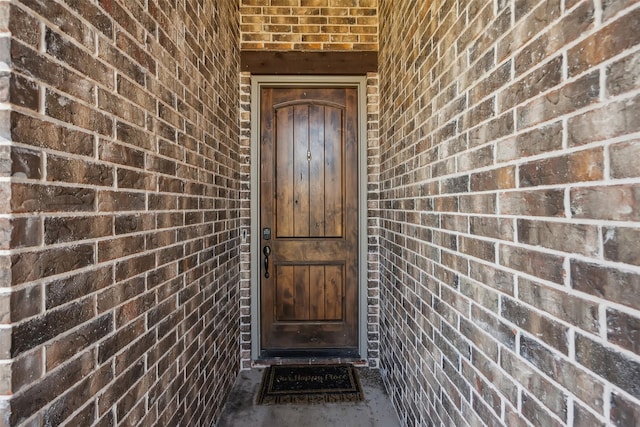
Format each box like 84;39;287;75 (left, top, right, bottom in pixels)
260;87;359;357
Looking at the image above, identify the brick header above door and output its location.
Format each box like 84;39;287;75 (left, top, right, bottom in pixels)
240;0;378;51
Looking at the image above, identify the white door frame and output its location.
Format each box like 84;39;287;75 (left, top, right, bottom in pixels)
250;75;368;361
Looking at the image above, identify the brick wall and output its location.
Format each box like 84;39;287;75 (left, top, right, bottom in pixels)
2;0;241;425
0;6;11;421
240;0;378;50
238;72;252;369
378;0;640;425
366;72;381;367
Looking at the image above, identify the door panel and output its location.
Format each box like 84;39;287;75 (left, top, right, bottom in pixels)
260;87;358;356
274;264;344;322
274;104;344;239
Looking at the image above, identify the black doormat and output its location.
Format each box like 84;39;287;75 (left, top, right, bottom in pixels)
257;364;364;405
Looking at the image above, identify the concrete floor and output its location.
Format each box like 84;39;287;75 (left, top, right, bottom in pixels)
216;368;401;427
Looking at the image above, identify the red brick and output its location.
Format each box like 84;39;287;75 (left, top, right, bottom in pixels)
45;28;111;87
517;70;600;129
116;121;155;151
502;349;568;422
459;193;496;214
8;5;40;47
607;308;640;356
10;217;41;248
607;50;640;97
47;155;114;187
571;184;640;221
117;75;155;113
611;392;640;426
496;121;562;162
468;112;514;148
117;168;157;191
500;189;565;217
98;359;145;415
521;391;565;427
46;267;112;309
11;113;94;156
571;260;640;311
60;0;113;38
12;298;95;356
520;147;604;187
610;140;640;179
9;74;38;111
470;216;514;241
98;39;146;87
45;90;113;136
472;350;519;405
98;235;146;263
11;245;94;286
499;244;565;284
568;93;640;147
9;285;42;323
470;166;515;192
43;363;113;427
12;183;96;213
115;253;156;282
22;0;95;48
462;98;495;130
459;236;495;262
115;30;156;73
97;190;146;212
98;89;146;128
375;0;640;424
499;56;562;112
9;352;95;426
11;147;41;180
45;314;112;371
514;1;595;75
576;333;640;400
518;219;599;256
11;350;43;394
45;216;112;244
8;0;640;426
568;7;640;76
519;278;599;334
502;297;569;354
520;335;605;412
574;402;606;427
499;0;561;59
603;226;640;267
12;40;96;103
469;60;511;105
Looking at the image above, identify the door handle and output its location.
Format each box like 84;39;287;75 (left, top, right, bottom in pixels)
263;245;271;278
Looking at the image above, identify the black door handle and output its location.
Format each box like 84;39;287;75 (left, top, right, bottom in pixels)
263;246;271;278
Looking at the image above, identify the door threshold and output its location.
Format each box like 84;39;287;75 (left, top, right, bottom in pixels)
253;357;368;368
260;348;360;359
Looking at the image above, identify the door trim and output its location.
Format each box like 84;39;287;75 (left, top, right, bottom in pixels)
250;75;368;361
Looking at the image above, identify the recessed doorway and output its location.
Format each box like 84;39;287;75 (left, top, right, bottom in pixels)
250;76;368;360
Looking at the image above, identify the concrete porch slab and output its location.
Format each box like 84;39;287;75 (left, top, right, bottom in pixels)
216;368;401;427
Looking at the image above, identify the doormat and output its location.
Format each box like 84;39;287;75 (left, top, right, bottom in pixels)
257;364;364;405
